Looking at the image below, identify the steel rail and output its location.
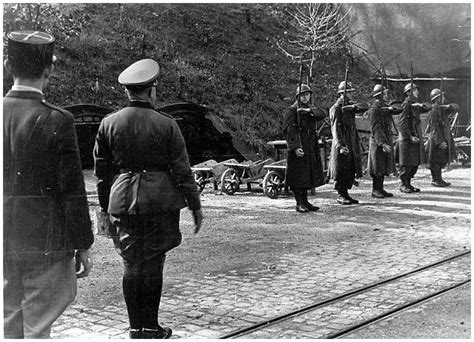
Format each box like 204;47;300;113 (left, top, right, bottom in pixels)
220;250;470;339
329;278;471;339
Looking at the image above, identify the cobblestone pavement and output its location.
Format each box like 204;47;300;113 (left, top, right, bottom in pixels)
52;168;471;339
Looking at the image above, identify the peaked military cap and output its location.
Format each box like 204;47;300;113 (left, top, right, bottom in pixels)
118;59;160;86
7;30;56;65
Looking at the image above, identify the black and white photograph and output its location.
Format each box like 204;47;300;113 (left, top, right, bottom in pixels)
2;1;471;339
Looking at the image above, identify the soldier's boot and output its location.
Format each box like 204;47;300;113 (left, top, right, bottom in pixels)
379;176;393;197
142;327;172;339
371;176;385;198
431;167;447;187
337;190;352;205
399;176;413;193
407;178;420;192
294;190;309;213
129;329;143;339
343;189;359;204
302;191;320;211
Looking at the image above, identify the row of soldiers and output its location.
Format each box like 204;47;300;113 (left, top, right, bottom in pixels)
283;79;459;213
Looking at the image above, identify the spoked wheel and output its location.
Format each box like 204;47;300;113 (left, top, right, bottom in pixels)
193;171;207;193
263;170;283;199
220;168;240;195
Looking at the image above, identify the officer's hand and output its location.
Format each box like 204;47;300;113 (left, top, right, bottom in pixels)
439;141;448;150
76;249;93;279
192;209;203;234
382;144;392;153
339;146;350;155
410;136;420;143
295;148;305;157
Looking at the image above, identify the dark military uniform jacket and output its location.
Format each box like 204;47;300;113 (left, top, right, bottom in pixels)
283;102;326;190
425;103;458;166
3;90;93;260
94;101;201;215
328;98;365;181
398;95;430;166
367;99;402;176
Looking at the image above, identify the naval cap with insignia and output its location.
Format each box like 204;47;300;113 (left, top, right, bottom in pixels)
7;30;56;66
118;59;160;86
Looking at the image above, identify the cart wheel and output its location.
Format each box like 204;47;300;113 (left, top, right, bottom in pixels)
220;168;240;195
193;171;207;193
263;171;283;199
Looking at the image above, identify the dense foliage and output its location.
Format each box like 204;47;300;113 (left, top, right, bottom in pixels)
3;3;371;153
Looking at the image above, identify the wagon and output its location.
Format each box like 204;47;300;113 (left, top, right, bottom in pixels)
262;159;287;199
220;158;275;195
191;158;238;192
262;137;331;199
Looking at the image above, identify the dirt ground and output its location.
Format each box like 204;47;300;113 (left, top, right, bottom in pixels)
79;166;471;310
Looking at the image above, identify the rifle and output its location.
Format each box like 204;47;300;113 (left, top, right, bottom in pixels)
296;53;305;147
342;60;349;107
378;61;400;135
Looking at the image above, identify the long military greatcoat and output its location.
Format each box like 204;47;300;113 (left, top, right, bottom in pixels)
367;99;402;176
283;101;326;190
328;98;364;181
398;95;429;166
3;90;93;260
425;103;458;167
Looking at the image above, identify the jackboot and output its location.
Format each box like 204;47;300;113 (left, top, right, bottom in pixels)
302;191;320;211
371;176;385;198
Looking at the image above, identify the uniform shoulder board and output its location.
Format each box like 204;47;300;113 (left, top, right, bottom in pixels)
40;99;72;116
155;110;174;119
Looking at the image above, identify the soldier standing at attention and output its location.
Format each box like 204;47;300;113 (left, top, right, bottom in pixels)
328;81;366;205
283;84;327;213
3;30;94;338
94;59;203;339
425;88;459;187
398;83;430;193
367;84;403;198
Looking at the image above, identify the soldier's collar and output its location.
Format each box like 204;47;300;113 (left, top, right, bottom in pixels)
128;100;153;109
11;84;43;95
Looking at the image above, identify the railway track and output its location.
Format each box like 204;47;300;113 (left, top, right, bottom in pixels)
220;250;471;339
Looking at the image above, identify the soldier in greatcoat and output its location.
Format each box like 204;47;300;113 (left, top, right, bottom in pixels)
425;88;459;187
398;83;430;193
283;84;326;213
94;59;203;339
3;30;94;338
367;84;403;198
328;81;366;205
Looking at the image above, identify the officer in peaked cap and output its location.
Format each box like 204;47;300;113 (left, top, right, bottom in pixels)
4;30;94;338
94;59;203;339
118;58;160;87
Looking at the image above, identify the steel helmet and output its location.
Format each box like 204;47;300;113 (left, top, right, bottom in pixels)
430;88;443;101
403;82;418;95
295;84;313;97
337;81;355;94
372;84;387;97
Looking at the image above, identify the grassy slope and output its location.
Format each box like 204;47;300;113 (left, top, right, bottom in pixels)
5;3;371;152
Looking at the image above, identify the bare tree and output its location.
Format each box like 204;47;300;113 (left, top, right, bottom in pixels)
277;3;352;82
